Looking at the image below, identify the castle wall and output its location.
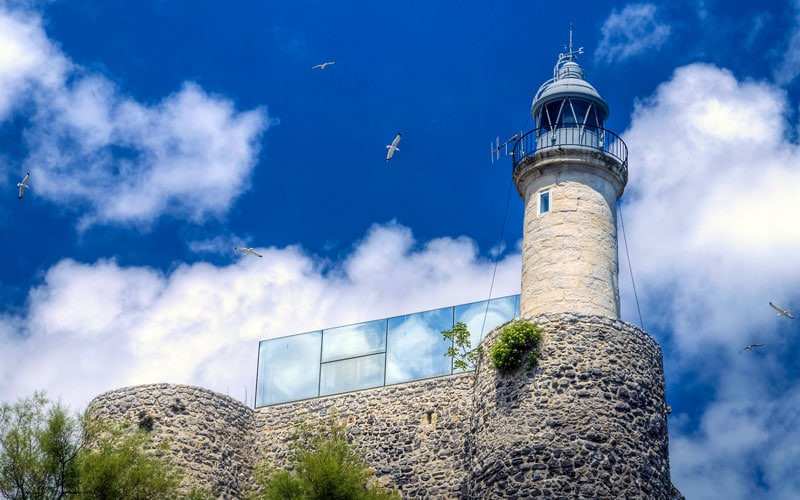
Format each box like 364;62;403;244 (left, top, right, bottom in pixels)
86;314;671;499
468;314;671;499
87;384;257;498
254;373;474;498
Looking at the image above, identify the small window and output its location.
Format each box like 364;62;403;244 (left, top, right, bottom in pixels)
539;191;550;215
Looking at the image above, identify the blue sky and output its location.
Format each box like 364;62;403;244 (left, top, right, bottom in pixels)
1;0;800;497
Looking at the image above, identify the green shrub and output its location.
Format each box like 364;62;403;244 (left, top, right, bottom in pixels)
441;321;482;372
489;320;543;373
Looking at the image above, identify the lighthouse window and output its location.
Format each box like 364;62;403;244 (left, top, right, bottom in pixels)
539;191;550;215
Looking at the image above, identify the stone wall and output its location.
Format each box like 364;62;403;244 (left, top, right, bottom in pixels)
86;313;672;499
254;373;474;498
467;314;671;499
87;384;257;498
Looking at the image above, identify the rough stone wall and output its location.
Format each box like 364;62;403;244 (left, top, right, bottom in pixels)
515;150;625;319
86;314;671;499
467;314;671;499
254;373;474;498
87;384;257;498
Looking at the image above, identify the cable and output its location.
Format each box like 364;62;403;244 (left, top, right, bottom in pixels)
618;202;645;330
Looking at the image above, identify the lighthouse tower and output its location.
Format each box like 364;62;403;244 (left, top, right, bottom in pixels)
512;34;627;319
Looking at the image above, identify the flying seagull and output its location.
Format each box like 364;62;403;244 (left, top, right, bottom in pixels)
17;172;30;199
769;302;795;319
234;247;263;258
311;61;336;70
739;343;765;353
386;133;402;162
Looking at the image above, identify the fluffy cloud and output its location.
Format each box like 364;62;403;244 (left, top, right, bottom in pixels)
620;63;800;498
595;4;670;63
0;221;520;410
0;5;268;227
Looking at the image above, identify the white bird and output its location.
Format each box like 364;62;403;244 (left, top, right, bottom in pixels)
739;343;765;353
385;133;402;161
769;302;795;319
17;172;31;199
234;247;263;258
311;61;336;70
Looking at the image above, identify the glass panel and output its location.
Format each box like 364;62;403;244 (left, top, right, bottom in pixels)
256;331;321;406
545;102;561;130
455;295;520;356
320;353;385;396
385;307;453;384
571;99;589;126
321;319;386;362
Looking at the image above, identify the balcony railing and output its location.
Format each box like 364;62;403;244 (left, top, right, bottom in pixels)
511;126;628;174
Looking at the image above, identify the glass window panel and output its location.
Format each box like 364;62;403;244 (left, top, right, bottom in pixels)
321;319;386;362
256;331;321;406
571;99;589;125
319;353;385;396
385;307;453;384
455;295;520;354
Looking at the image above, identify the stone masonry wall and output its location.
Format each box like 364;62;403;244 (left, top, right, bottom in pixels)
467;314;671;499
87;384;257;498
254;373;474;498
87;313;671;499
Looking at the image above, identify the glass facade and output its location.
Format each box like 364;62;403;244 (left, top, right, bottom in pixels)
255;294;521;407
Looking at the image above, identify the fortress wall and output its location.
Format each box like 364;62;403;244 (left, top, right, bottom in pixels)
468;314;671;499
254;373;474;498
87;383;256;498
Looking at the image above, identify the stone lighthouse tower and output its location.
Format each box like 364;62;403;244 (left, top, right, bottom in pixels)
466;34;673;499
512;35;628;319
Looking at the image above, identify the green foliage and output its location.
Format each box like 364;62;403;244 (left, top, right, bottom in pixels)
441;321;482;372
247;418;400;500
77;419;183;499
0;391;80;499
489;320;543;373
1;391;187;500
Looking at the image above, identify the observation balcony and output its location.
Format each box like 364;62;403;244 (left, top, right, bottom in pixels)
511;126;628;184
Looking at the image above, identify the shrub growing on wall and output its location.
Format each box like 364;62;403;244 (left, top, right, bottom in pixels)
489;320;543;373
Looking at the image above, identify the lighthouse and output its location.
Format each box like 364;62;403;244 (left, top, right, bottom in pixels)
512;33;627;319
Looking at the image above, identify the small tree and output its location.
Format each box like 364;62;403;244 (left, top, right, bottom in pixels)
77;419;183;499
489;319;543;373
441;321;482;372
248;419;399;500
0;392;80;499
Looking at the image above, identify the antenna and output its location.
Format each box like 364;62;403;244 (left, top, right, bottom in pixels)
559;23;584;64
490;133;521;164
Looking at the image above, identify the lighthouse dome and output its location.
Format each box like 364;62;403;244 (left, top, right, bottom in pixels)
531;57;609;128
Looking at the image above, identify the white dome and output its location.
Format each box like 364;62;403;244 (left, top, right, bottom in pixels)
532;58;609;119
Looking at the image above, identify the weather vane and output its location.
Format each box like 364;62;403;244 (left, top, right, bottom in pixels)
559;23;583;62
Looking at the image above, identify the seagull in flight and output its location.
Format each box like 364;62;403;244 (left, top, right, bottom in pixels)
386;133;402;162
17;172;30;199
739;343;765;353
769;302;795;319
311;61;336;70
234;247;263;258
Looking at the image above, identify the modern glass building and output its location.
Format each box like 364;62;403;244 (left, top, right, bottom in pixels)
255;294;520;407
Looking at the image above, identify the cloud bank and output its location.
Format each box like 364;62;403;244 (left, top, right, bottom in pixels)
621;63;800;499
0;222;520;410
0;5;268;227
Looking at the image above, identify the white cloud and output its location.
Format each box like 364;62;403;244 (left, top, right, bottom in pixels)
620;63;800;498
0;5;269;227
595;4;670;63
0;222;520;410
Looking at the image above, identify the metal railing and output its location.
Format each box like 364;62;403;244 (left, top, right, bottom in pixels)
511;126;627;174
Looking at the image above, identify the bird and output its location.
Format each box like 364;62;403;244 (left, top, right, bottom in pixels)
234;247;263;258
386;133;402;161
311;61;336;70
769;302;795;319
17;172;30;199
739;343;765;353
